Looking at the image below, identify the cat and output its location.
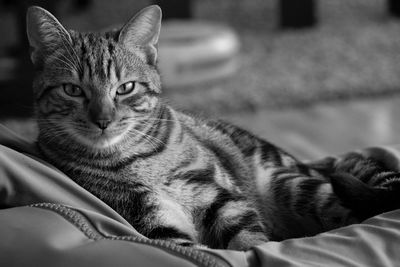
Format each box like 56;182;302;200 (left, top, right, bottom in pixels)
26;5;400;250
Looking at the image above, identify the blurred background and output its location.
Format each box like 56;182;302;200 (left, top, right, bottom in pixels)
1;0;400;160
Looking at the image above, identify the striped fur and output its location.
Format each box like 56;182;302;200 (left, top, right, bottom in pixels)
27;6;400;250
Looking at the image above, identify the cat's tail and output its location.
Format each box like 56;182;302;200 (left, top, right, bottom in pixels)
330;172;400;221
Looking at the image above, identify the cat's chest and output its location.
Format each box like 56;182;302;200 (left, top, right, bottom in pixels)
70;153;228;209
72;162;219;219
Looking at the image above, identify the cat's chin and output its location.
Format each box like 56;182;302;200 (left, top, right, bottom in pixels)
75;132;125;150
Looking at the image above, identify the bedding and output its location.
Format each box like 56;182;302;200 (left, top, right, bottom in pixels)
0;123;399;266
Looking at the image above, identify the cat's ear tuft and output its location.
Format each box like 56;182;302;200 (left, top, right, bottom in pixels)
118;5;162;65
26;6;71;67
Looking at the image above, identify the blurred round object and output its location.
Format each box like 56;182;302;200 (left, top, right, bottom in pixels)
158;21;240;89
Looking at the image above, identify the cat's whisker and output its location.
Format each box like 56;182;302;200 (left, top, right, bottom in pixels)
54;29;83;74
51;67;75;72
127;118;177;123
66;42;84;74
61;33;83;74
118;117;169;146
51;49;77;70
129;127;163;150
38;117;168;149
138;127;166;146
50;48;80;74
46;53;78;73
130;128;159;148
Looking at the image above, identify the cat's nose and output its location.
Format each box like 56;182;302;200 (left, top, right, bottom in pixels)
95;120;111;130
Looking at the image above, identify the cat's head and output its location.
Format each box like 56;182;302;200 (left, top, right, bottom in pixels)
26;5;163;150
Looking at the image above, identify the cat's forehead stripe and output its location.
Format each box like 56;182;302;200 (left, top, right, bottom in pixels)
78;34;120;83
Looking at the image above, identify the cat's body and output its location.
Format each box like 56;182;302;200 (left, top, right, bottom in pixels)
27;6;400;250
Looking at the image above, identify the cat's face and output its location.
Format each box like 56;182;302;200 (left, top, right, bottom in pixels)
27;6;162;150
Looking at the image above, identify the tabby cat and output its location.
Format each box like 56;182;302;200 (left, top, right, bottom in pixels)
27;5;400;250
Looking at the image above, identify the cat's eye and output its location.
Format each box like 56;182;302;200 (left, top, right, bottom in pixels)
63;84;84;97
117;82;136;95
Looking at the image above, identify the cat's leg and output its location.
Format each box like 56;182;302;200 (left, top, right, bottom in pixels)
117;188;199;247
253;157;361;240
307;151;400;218
322;153;400;220
200;189;269;250
88;181;200;247
328;152;400;186
257;159;400;240
308;151;400;188
142;197;200;247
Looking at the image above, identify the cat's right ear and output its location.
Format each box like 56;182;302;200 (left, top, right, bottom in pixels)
118;5;162;65
26;6;71;67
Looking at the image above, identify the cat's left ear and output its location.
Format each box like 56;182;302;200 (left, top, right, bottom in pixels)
118;5;162;65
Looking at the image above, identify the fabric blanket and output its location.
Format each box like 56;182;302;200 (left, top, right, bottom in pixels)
1;123;399;267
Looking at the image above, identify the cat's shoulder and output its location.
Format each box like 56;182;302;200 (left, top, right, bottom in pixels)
173;107;260;150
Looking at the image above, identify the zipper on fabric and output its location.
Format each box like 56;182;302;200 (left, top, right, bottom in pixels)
31;203;230;267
